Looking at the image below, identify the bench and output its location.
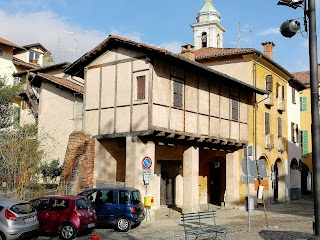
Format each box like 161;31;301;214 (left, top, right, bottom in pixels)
181;210;228;240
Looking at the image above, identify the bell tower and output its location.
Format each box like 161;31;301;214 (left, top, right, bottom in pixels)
191;0;225;50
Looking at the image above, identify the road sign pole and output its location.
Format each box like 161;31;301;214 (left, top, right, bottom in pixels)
245;146;251;232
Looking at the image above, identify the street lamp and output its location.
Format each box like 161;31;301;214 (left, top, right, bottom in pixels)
277;0;320;236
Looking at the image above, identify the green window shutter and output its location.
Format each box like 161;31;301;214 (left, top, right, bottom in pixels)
300;97;307;111
302;131;309;157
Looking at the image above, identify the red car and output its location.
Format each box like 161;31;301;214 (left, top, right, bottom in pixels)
30;195;96;239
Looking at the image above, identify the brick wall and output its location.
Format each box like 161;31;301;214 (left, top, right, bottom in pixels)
60;131;95;194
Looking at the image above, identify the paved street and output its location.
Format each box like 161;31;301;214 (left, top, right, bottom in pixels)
38;195;317;240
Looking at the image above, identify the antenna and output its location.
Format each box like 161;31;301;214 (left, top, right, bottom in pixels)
237;22;252;48
65;31;82;62
55;37;63;63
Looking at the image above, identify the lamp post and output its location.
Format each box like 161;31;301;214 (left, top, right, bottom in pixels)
278;0;320;236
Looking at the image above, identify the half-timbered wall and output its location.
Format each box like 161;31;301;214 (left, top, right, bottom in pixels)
85;48;250;143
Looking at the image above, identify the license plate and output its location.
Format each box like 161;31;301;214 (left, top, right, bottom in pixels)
24;217;34;223
88;223;95;228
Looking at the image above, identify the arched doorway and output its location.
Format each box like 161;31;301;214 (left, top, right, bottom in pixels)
290;158;301;200
274;158;286;202
301;162;311;195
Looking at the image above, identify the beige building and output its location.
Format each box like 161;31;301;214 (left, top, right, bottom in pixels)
14;63;84;166
64;35;266;215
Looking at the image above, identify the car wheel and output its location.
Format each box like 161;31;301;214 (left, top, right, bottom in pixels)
59;223;77;239
0;232;5;240
115;217;131;232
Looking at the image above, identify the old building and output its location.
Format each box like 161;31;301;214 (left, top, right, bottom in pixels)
191;0;306;203
14;63;84;167
64;35;266;216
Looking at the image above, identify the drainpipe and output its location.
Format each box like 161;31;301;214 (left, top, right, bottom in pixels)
253;55;262;169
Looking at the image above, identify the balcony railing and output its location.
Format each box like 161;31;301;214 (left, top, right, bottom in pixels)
264;92;274;106
277;98;285;112
278;137;286;152
265;133;274;150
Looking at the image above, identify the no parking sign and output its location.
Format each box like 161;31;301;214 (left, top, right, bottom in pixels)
142;156;152;169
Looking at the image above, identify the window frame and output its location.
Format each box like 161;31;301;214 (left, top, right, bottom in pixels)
172;77;184;109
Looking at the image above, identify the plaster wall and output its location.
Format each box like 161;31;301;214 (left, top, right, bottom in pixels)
38;81;83;165
0;45;16;86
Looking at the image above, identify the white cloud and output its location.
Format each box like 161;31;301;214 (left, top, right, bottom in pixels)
257;28;280;36
159;41;183;53
0;10;106;63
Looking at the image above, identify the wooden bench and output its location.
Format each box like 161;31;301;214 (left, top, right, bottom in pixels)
181;210;228;240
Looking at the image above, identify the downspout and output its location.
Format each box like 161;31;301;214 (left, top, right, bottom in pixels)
253;55;262;176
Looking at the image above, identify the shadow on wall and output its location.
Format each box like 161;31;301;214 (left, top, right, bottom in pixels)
259;230;316;239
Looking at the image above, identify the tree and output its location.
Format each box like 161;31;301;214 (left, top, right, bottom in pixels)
0;78;44;199
0;124;43;199
0;75;21;129
40;159;63;183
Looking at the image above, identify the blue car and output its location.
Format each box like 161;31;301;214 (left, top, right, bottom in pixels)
79;187;145;232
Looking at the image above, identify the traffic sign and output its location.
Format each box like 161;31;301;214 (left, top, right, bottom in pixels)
142;156;152;169
143;169;151;185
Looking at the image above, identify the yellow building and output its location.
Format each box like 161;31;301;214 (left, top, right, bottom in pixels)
293;69;316;194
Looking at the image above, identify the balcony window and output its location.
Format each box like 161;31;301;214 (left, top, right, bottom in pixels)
29;51;39;64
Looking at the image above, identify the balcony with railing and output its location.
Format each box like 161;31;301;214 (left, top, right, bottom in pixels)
277;98;285;112
264;92;274;106
265;133;274;150
278;137;286;152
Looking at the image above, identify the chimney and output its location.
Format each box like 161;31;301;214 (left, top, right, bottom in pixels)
261;41;276;60
180;43;195;61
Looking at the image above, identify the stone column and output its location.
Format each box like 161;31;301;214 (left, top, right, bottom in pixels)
182;146;200;212
125;137;157;219
225;151;240;207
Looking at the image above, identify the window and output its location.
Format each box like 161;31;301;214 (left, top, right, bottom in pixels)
31;199;50;211
137;75;145;100
278;117;282;138
51;199;69;211
76;199;89;209
0;49;3;58
119;190;131;204
301;130;309;157
201;32;207;48
300;97;307;111
265;112;270;135
291;122;299;143
217;34;221;47
173;78;183;108
230;89;239;121
292;87;296;104
29;51;39;63
265;75;273;92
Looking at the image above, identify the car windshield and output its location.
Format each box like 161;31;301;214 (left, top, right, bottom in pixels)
11;203;35;214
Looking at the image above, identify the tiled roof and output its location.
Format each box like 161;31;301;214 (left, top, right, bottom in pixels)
12;57;39;69
13;62;70;77
292;71;311;85
0;37;25;50
34;73;84;94
194;48;255;59
22;43;48;52
64;35;266;95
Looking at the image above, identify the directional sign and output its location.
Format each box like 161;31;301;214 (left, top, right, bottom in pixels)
142;156;152;169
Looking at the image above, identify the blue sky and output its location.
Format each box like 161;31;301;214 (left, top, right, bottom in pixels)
0;0;318;72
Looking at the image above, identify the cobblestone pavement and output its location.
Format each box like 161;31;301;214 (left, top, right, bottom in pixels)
37;195;317;240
